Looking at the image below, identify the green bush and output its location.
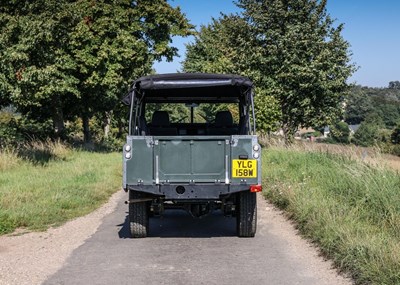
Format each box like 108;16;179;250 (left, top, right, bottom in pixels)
0;112;23;147
391;124;400;145
353;113;385;147
96;136;124;152
390;144;400;156
329;121;350;144
17;117;54;141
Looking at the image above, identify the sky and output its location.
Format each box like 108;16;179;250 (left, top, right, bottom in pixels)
153;0;400;88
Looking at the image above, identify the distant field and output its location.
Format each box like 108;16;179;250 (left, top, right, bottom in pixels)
290;141;400;171
0;142;121;235
263;145;400;285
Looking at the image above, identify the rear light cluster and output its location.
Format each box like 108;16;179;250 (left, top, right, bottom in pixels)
250;185;262;193
253;144;260;159
124;144;132;159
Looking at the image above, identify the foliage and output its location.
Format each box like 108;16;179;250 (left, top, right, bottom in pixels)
183;0;355;139
263;147;400;285
344;84;400;153
389;81;400;89
253;89;282;134
344;86;373;125
391;124;400;145
345;85;400;128
238;0;356;139
184;15;252;75
329;121;350;144
0;0;194;142
0;109;22;147
352;114;384;147
182;15;282;133
390;145;400;156
0;1;81;138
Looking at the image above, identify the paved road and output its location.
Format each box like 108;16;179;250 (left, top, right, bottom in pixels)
44;194;351;285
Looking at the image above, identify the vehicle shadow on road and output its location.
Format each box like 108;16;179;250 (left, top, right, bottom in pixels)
118;210;237;238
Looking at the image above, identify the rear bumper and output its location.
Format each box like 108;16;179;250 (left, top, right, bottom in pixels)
126;184;253;200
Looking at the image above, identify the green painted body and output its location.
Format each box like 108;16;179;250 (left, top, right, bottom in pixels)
122;74;261;201
123;74;260;236
123;135;260;194
156;137;227;182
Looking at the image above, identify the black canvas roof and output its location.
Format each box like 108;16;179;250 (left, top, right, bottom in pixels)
123;73;254;104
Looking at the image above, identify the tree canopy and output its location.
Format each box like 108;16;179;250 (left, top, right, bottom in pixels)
0;0;194;141
345;85;400;128
183;0;355;139
353;113;385;147
389;81;400;89
183;15;282;134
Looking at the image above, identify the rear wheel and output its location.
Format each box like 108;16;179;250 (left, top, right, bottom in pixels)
236;191;257;237
129;191;149;238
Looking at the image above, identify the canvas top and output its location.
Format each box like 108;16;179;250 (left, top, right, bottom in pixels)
123;73;254;104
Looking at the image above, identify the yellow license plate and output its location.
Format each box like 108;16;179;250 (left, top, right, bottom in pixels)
232;159;257;178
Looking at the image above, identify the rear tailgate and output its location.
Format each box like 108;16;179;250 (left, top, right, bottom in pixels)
124;135;260;188
154;136;229;183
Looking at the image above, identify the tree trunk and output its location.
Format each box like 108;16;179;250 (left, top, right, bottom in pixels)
103;111;112;139
82;113;91;143
51;94;65;139
282;124;294;146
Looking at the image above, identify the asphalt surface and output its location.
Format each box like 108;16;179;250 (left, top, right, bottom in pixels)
43;194;351;285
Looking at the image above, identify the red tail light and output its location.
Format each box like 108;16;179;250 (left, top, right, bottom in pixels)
250;185;262;193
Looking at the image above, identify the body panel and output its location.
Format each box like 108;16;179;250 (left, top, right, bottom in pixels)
124;135;261;200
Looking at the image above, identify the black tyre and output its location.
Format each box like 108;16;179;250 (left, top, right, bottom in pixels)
129;191;149;238
236;191;257;237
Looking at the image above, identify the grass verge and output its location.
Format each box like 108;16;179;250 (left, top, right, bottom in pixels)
263;146;400;285
0;143;121;235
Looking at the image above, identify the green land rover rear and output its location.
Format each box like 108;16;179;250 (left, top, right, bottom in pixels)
122;73;262;238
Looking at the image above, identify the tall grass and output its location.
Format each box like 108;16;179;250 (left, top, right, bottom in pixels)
0;147;21;171
0;142;121;235
0;139;70;171
263;146;400;285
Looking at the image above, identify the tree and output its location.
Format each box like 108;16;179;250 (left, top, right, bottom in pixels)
184;15;252;75
67;0;194;142
345;85;400;128
183;15;282;134
329;121;350;144
0;0;194;142
391;124;400;145
344;86;373;125
238;0;356;140
353;113;384;147
0;0;79;138
183;0;355;141
389;81;400;89
374;100;400;129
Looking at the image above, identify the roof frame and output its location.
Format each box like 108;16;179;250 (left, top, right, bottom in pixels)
123;73;254;105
